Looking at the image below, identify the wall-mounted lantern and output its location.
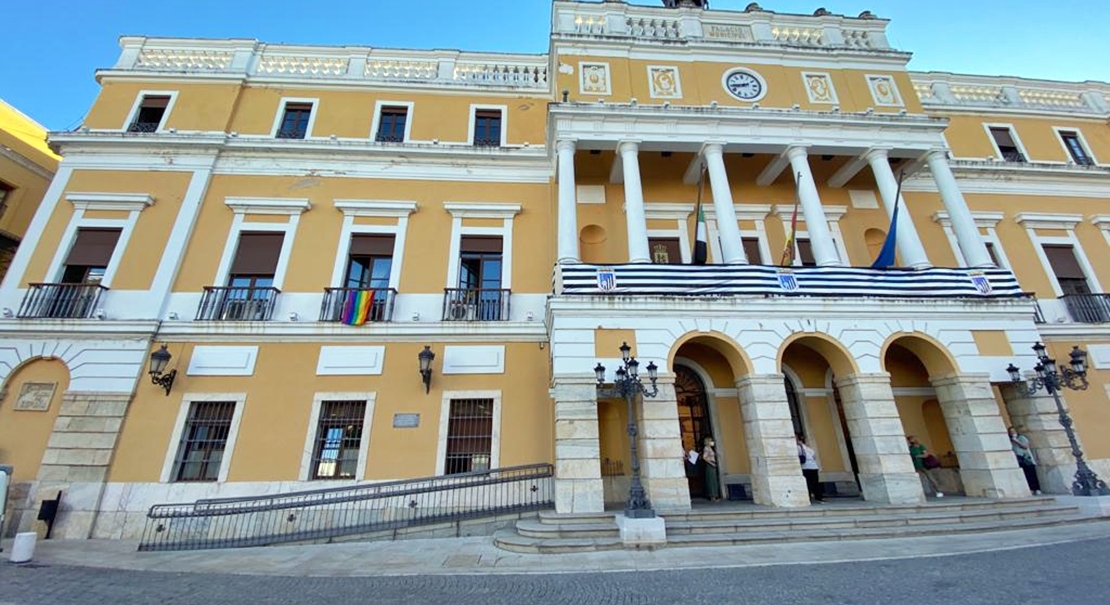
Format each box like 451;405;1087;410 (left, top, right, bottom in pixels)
418;346;436;394
149;345;177;396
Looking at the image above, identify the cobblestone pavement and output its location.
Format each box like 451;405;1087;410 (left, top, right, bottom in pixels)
2;537;1109;605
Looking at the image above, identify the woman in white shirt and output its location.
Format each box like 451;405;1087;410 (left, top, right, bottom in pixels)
797;434;824;503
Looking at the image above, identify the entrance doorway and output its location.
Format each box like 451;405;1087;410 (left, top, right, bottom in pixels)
675;365;714;500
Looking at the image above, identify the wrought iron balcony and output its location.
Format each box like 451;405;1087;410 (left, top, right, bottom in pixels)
1061;293;1110;323
196;286;280;321
473;137;501;147
126;121;160;133
443;288;511;321
1000;150;1026;163
319;287;397;323
17;283;108;319
275;128;307;140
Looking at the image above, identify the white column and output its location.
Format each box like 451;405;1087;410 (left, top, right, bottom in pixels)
556;140;580;264
866;149;932;269
619;141;651;264
926;151;994;268
786;146;840;267
702;143;747;264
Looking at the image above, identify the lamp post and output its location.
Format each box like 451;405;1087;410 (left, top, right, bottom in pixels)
1006;342;1109;496
594;342;659;519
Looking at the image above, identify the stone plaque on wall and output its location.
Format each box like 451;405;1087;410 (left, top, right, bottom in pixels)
393;413;420;428
14;382;56;412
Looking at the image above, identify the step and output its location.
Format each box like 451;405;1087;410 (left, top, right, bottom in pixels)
493;529;623;554
536;510;618;526
657;497;1062;523
515;518;619;540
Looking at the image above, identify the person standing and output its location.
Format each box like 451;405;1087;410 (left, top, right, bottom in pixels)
702;436;721;502
1009;426;1042;495
907;436;944;498
796;434;824;503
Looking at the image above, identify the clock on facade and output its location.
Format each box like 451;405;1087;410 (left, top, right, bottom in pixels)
723;68;767;102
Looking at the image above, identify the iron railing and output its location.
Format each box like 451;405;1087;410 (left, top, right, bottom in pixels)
319;287;397;323
138;463;553;551
17;283;108;319
442;288;510;321
1061;293;1110;323
1001;150;1026;163
196;286;280;321
126;121;160;133
1022;292;1046;324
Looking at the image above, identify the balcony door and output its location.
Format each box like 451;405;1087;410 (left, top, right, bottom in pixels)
222;232;283;320
456;236;503;320
345;235;394;289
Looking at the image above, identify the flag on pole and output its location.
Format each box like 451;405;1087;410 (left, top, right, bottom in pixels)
692;165;708;265
341;289;375;325
870;170;905;269
780;176;801;266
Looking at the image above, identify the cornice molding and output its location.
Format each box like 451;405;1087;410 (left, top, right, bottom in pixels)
224;197;311;215
333;200;419;218
443;202;522;219
0;143;56;181
66;192;154;212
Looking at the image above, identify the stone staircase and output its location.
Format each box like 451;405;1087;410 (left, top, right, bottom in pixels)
493;497;1100;554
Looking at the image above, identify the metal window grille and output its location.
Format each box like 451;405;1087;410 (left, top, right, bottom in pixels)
172;401;236;482
444;398;493;475
311;400;366;480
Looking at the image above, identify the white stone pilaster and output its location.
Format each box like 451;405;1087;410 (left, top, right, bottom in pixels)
702;143;747;264
926;151;994;269
866;148;931;269
931;374;1030;498
638;376;691;510
735;374;810;507
556;140;580;264
785;146;840;267
553;376;605;513
619;141;651;264
835;373;926;504
999;383;1081;495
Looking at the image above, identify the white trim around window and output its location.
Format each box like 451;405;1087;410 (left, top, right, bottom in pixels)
982;122;1032;162
370;100;414;142
774;204;848;266
121;90;179;132
45;193;155;287
444;202;521;289
467;104;509;147
1052;126;1101;166
933;210;1010;269
214;198;311;290
160;392;247;483
299;392;377;481
435;390;502;476
330;200;418;289
1015;212;1100;296
269;97;319;139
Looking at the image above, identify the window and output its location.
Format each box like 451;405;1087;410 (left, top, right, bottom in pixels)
204;232;284;321
1059;130;1093;166
310;400;367;480
649;238;681;264
172;401;236;482
375;106;408;142
0;181;12;220
742;237;763;265
345;235;394;289
989;127;1025;162
62;228;122;285
797;239;817;267
1043;244;1091;295
451;236;504;321
984;242;1002;267
472;109;502;146
276;102;313;139
127;95;171;132
444;398;494;475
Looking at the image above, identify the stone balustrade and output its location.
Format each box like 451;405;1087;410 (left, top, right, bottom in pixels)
910;73;1110;115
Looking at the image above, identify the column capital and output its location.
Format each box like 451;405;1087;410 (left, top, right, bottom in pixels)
863;146;894;163
923;148;950;163
556;139;577;153
700;141;727;157
784;144;810;161
617;140;641;156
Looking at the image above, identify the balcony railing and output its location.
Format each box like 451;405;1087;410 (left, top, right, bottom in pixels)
319;287;397;323
1061;293;1110;323
443;288;510;321
17;283;108;319
1000;150;1026;163
126;121;160;133
196;286;280;321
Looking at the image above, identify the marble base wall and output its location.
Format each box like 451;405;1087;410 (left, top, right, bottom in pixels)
999;384;1082;495
735;374;809;508
637;377;691;511
835;374;925;505
553;376;605;513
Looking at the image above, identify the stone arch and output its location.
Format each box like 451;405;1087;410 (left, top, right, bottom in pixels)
777;333;860;377
667;331;753;381
880;332;960;378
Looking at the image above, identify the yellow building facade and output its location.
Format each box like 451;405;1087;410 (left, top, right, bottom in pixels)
0;99;59;283
2;1;1110;540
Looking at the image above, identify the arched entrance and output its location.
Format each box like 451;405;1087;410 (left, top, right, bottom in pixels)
675;365;714;499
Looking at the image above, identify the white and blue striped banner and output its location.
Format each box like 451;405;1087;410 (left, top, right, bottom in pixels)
558;264;1023;299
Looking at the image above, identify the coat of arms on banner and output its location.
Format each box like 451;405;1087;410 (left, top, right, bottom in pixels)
777;269;799;292
969;271;992;295
596;267;617;292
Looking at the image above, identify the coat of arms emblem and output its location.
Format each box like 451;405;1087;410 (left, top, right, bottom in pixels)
596;267;617;292
777;269;799;292
970;272;992;295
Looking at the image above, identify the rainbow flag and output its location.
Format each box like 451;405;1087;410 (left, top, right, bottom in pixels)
341;289;374;326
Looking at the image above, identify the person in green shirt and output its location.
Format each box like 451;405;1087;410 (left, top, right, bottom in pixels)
907;436;943;498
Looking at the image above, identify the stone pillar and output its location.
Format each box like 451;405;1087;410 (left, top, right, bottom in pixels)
702;143;747;264
618;141;651;264
866;148;931;270
637;376;691;510
785;146;840;267
999;383;1077;494
31;391;131;539
835;374;925;504
553;376;605;513
925;151;993;269
931;374;1030;498
556;140;580;264
735;374;810;507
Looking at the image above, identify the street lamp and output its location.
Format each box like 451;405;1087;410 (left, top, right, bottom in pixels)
1006;342;1109;496
594;342;659;519
148;344;177;396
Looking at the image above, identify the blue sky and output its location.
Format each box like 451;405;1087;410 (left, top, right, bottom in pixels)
2;0;1106;130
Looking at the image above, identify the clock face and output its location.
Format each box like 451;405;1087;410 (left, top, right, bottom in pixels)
723;69;766;101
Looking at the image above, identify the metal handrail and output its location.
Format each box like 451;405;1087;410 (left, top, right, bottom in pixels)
1061;293;1110;323
196;286;280;321
138;463;553;551
17;283;108;319
442;287;511;321
319;287;396;322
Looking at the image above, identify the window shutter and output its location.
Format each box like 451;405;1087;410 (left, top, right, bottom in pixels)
460;235;502;254
349;234;395;256
66;228;122;267
797;239;816;266
230;232;284;275
742;238;763;264
990;127;1017;147
1043;245;1085;280
142;95;170;109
